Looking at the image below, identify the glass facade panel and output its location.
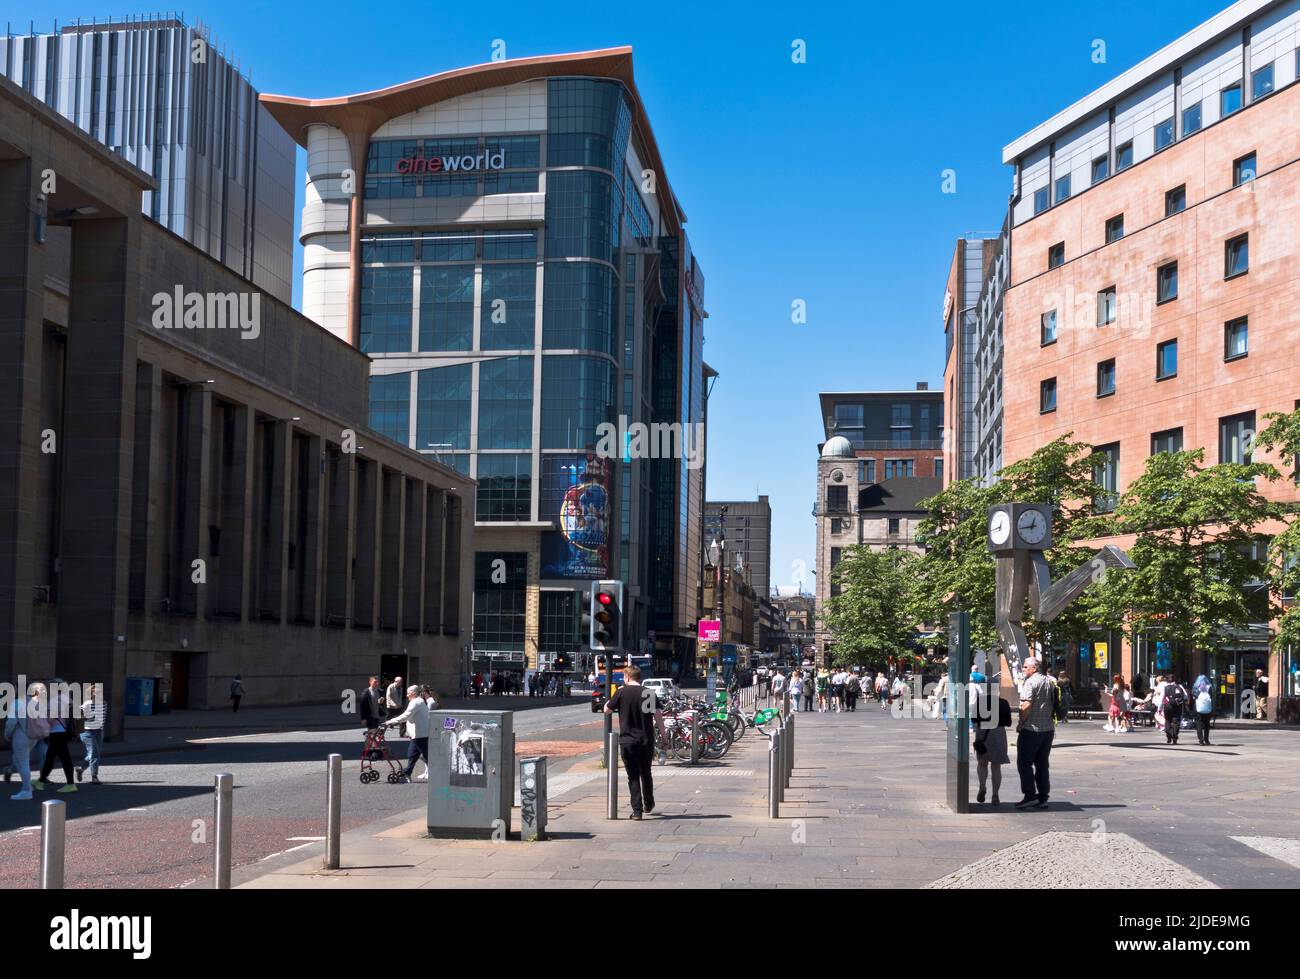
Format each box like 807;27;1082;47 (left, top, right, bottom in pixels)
545;170;620;263
541;355;617;450
359;267;413;353
547;78;631;170
480;264;536;349
476;453;532;521
369;372;410;445
419;265;474;351
416;363;471;450
421;231;476;263
543;261;617;355
482;228;538;260
1182;102;1202;135
474;552;527;652
477;356;534;450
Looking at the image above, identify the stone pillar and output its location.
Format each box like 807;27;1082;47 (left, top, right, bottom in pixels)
176;385;213;616
380;469;403;630
127;362;161;613
423;486;445;634
442;493;463;635
0;159;45;681
57;215;140;739
402;478;424;633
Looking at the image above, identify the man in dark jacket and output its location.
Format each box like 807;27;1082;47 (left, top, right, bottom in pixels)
360;676;385;731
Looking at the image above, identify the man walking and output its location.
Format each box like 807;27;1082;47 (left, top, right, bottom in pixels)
385;676;404;718
1253;669;1269;720
1015;657;1055;810
385;685;431;781
1162;675;1188;745
230;674;245;712
604;665;666;820
359;676;385;732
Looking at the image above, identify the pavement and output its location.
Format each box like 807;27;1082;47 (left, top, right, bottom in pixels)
236;704;1300;889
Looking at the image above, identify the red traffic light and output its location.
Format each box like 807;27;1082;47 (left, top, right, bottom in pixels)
597;592;614;606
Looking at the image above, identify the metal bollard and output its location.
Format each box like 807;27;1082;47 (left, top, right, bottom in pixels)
776;727;786;803
606;733;618;819
40;800;65;889
325;753;342;870
520;756;548;841
689;710;699;765
786;713;795;785
214;772;233;889
768;734;780;818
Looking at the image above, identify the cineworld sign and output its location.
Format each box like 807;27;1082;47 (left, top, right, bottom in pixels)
396;149;506;174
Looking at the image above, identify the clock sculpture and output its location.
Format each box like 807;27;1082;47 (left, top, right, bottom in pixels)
987;503;1134;677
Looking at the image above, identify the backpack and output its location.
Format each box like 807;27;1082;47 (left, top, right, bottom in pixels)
1195;690;1213;714
847;676;861;694
1051;682;1068;722
1165;684;1187;709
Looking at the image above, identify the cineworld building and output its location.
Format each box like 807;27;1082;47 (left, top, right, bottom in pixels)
260;49;708;681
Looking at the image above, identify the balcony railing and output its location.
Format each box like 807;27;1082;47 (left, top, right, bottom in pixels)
842;439;944;452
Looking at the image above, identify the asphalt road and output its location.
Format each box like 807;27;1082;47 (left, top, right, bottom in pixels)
0;701;603;889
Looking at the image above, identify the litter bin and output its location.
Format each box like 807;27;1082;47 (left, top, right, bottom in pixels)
426;710;514;839
124;677;155;716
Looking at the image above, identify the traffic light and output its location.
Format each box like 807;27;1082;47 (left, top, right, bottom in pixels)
579;586;592;648
553;653;571;672
590;579;623;651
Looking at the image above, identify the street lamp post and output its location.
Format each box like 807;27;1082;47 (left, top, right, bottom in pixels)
709;505;728;693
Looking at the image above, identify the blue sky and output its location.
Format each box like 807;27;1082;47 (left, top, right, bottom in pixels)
8;0;1229;593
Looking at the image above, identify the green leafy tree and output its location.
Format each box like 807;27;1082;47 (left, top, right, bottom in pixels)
822;546;917;668
1255;408;1300;649
1081;448;1282;657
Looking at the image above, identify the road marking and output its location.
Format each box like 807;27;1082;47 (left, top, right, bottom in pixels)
286;836;325;841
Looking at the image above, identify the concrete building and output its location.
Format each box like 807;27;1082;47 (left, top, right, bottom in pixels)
0;73;473;736
704;496;772;646
813;387;943;662
0;16;295;303
1000;0;1300;714
260;48;708;679
771;588;815;663
942;230;1007;487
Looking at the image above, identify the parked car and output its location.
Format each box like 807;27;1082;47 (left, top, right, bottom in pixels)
642;678;679;702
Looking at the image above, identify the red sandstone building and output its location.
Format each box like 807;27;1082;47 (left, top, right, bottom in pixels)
1000;0;1300;716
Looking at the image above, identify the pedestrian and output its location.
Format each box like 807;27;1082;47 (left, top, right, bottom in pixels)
1253;669;1269;720
816;670;829;712
38;680;78;794
1192;674;1214;745
459;672;471;698
360;676;385;732
829;669;843;713
473;671;483;698
1014;657;1055;809
385;685;431;781
876;672;889;708
932;672;949;725
230;674;245;713
603;664;666;820
970;671;1009;805
770;669;786;710
1106;674;1129;733
1056;673;1073;723
1162;675;1188;745
789;671;804;713
75;683;106;784
421;684;441;710
4;683;49;800
386;676;404;716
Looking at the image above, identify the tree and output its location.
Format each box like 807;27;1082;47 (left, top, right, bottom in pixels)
822;546;917;668
1255;407;1300;650
1081;448;1282;660
910;436;1107;653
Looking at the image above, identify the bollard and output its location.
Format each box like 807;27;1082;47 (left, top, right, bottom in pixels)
689;710;699;765
776;727;786;803
520;756;548;841
786;712;795;785
606;733;618;819
214;772;233;889
768;733;780;818
40;799;65;889
325;753;342;870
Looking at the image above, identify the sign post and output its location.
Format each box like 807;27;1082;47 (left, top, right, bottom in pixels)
946;611;971;814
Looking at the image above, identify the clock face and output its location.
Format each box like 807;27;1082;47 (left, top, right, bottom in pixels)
989;510;1011;547
1017;508;1047;545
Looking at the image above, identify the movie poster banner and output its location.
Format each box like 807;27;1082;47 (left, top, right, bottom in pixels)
540;453;611;579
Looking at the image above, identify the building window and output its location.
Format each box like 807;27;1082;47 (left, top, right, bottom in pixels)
1225;234;1249;279
1252;63;1275;100
826;485;848;512
1097;286;1117;326
368;372;411;445
1092;156;1109;184
1055;174;1071;203
1151;428;1183;455
480;264;537;350
418;265;475;351
1157;262;1178;304
359;267;414;353
476;453;532;521
1224;317;1249;361
884;459;914;479
542;261;617;356
1219;411;1255;464
1033;186;1050;214
1041;309;1058;345
1165;185;1186;216
1116;141;1134;171
1234;152;1257;187
1182;102;1202;136
1040;378;1057;414
934;458;944;481
477;356;534;450
473;553;527;652
1154;117;1175;150
1156;339;1178;380
864;458;876;483
1221;83;1243;117
1105;215;1124;243
540;356;616;450
1048;242;1065;270
888;518;901;536
1093;443;1120;513
417;363;472;450
830;517;843;535
1097;359;1116;398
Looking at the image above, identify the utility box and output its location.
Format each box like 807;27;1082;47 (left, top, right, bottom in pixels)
519;756;548;841
426;710;514;839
